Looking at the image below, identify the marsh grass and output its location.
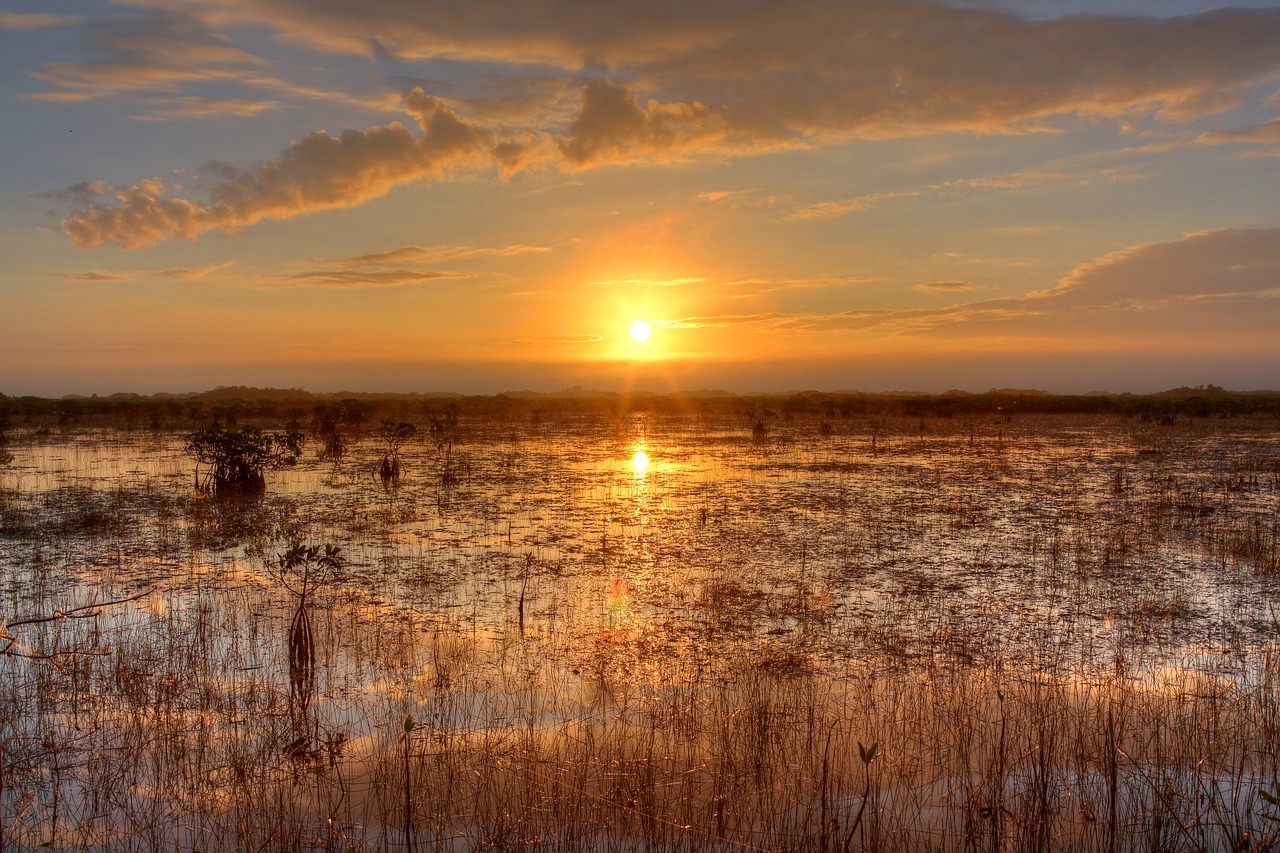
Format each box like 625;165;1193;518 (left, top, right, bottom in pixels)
1;411;1279;850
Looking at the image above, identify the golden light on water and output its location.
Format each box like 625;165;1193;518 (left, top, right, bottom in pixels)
631;449;650;476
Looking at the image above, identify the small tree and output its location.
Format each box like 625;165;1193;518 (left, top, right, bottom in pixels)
379;419;416;480
274;542;343;717
186;424;305;494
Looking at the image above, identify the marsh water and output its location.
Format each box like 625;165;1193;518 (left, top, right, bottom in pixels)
2;410;1279;851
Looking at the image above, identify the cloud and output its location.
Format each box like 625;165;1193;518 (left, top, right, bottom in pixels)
163;1;1280;136
53;261;233;282
23;10;265;102
20;10;390;112
54;270;131;282
0;12;83;28
1038;227;1280;307
880;228;1280;338
329;244;551;266
915;281;981;293
556;78;742;167
136;96;282;119
940;170;1068;191
154;261;234;280
286;269;474;288
518;334;604;345
263;241;548;287
51;2;1280;246
61;91;504;248
661;228;1280;343
1197;117;1280;146
787;191;922;222
588;276;707;287
789;167;1081;222
661;312;790;329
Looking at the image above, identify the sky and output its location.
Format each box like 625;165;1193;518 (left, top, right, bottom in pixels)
2;0;1280;396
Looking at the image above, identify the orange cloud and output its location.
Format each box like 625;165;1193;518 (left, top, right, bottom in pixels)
285;269;473;288
1198;117;1280;146
328;244;550;266
786;191;922;222
557;79;732;167
62;93;498;248
915;281;981;294
659;229;1280;343
0;12;82;28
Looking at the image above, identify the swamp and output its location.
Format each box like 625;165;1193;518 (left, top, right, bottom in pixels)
1;391;1279;851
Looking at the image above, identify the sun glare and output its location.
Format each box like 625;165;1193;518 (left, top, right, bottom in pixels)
632;450;650;476
629;320;652;343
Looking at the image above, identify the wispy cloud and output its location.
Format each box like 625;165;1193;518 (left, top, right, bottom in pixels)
788;168;1079;222
1197;117;1280;146
286;269;474;288
915;281;981;294
253;241;552;288
19;10;390;113
154;262;234;280
661;229;1280;342
0;12;83;29
329;244;550;266
518;334;604;345
54;269;131;282
135;96;282;120
786;192;922;222
661;312;791;329
54;261;233;282
589;276;707;287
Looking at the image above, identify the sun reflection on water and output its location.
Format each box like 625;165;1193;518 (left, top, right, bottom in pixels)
631;449;650;477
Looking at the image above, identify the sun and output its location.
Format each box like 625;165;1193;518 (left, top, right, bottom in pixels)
629;320;652;343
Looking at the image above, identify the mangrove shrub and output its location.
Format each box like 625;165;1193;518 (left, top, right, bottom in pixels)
186;424;305;494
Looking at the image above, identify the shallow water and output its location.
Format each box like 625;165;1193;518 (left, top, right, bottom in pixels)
4;414;1279;675
2;411;1279;850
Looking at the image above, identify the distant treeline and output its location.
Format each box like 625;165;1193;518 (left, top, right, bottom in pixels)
1;383;1279;429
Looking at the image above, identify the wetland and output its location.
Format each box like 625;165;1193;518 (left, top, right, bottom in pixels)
1;392;1279;851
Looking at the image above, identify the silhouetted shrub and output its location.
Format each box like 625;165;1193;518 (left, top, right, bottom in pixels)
185;425;305;494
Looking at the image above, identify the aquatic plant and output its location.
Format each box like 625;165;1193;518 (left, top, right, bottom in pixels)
185;424;305;494
274;542;344;716
379;419;417;480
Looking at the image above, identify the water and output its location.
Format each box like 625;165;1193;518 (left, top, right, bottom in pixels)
2;410;1279;850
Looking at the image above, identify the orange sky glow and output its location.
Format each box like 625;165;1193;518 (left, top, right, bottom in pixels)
2;0;1279;395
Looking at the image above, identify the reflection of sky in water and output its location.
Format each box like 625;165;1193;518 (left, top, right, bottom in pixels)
2;412;1280;850
3;416;1280;691
3;415;1280;849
